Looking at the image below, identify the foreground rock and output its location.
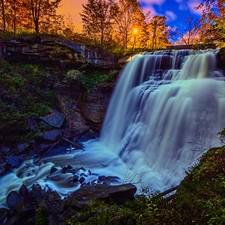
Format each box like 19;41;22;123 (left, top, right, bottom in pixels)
0;183;137;225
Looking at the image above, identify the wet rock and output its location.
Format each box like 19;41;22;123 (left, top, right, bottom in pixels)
7;191;21;208
99;175;121;185
67;175;79;184
41;110;65;128
19;184;29;197
40;130;62;142
50;166;57;174
79;177;85;184
7;156;24;168
17;142;30;153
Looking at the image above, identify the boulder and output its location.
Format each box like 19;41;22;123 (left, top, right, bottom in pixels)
7;191;21;208
67;183;137;207
40;110;66;128
40;130;62;142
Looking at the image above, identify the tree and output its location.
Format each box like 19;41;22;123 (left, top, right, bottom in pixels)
112;0;145;49
196;0;225;46
23;0;61;35
80;0;115;46
149;16;170;49
0;0;6;31
172;17;200;45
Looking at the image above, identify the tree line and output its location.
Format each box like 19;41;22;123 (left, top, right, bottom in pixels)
80;0;225;51
0;0;224;52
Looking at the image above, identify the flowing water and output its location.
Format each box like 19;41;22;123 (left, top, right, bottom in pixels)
1;49;225;208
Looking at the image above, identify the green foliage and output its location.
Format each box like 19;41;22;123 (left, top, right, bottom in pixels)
81;69;117;92
35;206;50;225
0;59;59;131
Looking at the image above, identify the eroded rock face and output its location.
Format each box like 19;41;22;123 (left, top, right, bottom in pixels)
81;83;114;127
0;37;116;68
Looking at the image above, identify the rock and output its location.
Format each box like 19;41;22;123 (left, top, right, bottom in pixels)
14;197;36;219
81;83;114;127
7;191;21;208
57;95;89;134
41;110;65;128
2;37;116;68
19;184;29;197
50;166;58;174
7;156;24;168
0;208;8;224
79;177;85;184
67;183;137;206
40;130;62;142
17;142;30;153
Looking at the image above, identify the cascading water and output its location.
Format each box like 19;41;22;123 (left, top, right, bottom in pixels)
1;49;225;208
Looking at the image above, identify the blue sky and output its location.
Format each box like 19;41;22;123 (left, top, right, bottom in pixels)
58;0;203;32
140;0;203;30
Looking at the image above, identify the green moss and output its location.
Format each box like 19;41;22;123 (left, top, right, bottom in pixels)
35;206;50;225
81;69;117;92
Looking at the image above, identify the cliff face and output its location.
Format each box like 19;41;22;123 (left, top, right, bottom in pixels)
0;37;116;69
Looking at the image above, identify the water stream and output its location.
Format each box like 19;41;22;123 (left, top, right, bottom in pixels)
1;49;225;208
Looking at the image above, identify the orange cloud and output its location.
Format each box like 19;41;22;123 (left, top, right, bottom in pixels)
57;0;88;32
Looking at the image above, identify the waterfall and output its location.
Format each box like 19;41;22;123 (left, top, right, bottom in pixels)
93;49;225;189
1;49;225;208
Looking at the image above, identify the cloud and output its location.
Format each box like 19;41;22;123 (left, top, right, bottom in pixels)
165;11;177;21
140;0;166;5
187;1;203;15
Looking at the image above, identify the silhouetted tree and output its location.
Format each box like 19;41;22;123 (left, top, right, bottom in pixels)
149;16;170;49
23;0;61;35
112;0;145;49
80;0;115;46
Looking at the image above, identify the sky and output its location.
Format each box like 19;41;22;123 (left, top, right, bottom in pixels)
57;0;204;33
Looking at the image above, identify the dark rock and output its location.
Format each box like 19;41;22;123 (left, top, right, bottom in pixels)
67;183;137;206
41;110;65;128
79;177;85;184
40;130;62;142
7;191;21;208
14;197;36;218
0;145;11;153
38;143;54;153
2;215;22;225
81;83;114;128
7;156;24;168
19;184;29;197
78;130;97;142
0;208;8;224
17;142;30;153
50;166;57;174
29;184;45;203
